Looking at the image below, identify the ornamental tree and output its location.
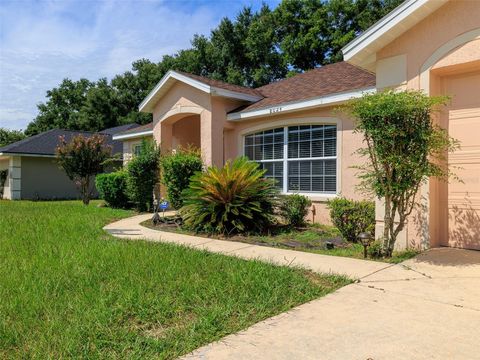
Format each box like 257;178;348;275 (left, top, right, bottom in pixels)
56;134;112;205
347;90;458;256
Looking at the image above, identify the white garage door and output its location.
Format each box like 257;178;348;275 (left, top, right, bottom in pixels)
444;71;480;249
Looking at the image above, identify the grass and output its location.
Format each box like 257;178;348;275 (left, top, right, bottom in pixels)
142;218;418;264
0;201;349;359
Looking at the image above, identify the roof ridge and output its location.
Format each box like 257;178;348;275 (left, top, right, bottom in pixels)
174;70;264;96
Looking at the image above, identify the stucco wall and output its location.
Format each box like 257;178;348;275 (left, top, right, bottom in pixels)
20;156;81;200
172;115;201;149
377;0;480;89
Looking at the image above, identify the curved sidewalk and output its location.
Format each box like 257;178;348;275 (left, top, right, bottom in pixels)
104;213;390;280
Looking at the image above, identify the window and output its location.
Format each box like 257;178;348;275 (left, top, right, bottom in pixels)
133;144;142;157
244;125;337;194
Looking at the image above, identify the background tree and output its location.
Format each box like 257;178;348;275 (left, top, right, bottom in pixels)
56;134;112;205
0;128;26;147
26;79;93;135
347;90;458;256
25;0;405;135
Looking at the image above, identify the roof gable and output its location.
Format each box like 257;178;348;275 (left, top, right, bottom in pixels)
139;70;263;113
342;0;448;71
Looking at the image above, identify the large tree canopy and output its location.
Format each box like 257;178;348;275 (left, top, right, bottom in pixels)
26;0;403;136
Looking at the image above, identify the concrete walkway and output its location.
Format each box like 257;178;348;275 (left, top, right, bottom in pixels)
104;213;390;279
105;214;480;359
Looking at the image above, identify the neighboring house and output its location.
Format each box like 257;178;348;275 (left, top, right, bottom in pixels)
113;0;479;251
0;124;140;200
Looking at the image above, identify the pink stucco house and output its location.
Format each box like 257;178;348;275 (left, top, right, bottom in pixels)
113;0;480;251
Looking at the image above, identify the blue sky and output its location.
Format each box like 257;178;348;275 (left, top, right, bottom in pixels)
0;0;279;130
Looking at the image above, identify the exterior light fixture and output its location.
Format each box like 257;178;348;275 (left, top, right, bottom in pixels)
358;232;373;259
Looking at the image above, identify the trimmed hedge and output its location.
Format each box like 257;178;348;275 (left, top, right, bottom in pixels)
95;171;129;208
327;197;375;242
126;141;161;212
278;194;312;227
160;148;203;209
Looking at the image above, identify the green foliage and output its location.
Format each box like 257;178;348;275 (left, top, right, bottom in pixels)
56;134;112;205
327;197;375;242
0;128;26;147
346;90;458;256
126;141;161;212
0;169;8;199
181;157;278;235
95;170;129;208
26;78;94;135
367;240;384;259
274;0;403;70
278;194;312;227
25;1;401;135
160;148;203;209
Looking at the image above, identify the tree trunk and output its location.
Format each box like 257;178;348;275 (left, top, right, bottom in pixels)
383;196;392;256
81;177;90;205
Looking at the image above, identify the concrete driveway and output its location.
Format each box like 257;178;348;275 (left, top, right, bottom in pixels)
183;248;480;360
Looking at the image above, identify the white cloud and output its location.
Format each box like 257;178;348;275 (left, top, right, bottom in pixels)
0;0;225;130
0;0;279;130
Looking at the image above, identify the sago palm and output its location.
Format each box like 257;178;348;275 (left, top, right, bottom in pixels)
180;157;278;235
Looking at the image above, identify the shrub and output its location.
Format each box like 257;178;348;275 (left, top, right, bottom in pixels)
96;170;129;208
160;147;203;209
126;141;161;212
367;240;384;259
278;194;312;227
327;197;375;242
180;157;278;235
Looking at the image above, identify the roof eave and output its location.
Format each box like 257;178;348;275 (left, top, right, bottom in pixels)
342;0;448;71
138;70;262;113
227;87;376;121
0;151;57;158
112;130;154;141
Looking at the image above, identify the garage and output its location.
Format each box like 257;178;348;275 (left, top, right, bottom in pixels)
443;70;480;249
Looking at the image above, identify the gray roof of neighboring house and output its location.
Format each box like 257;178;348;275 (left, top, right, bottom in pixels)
99;123;141;135
0;124;138;157
114;122;153;137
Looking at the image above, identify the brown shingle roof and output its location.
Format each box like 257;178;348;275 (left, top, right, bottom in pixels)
238;62;375;112
175;71;264;98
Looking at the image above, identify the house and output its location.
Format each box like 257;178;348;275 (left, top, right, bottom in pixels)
0;124;139;200
113;0;479;251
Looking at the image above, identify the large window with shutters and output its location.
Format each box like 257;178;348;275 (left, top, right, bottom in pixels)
244;124;337;194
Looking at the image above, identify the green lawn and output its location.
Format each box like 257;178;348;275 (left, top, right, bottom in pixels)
0;201;349;359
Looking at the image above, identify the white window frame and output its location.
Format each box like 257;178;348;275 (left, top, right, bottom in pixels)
239;117;342;201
